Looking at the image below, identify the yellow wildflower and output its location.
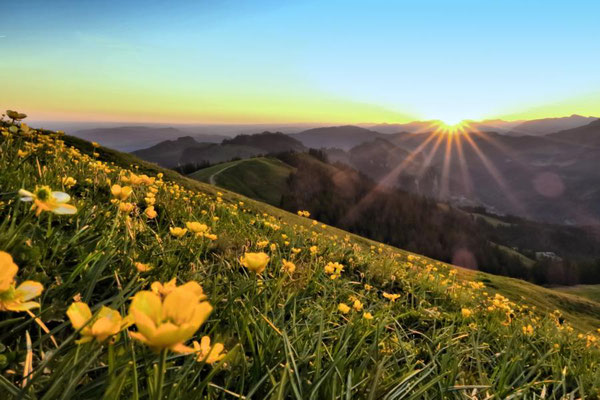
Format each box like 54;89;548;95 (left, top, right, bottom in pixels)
135;262;153;272
67;302;129;343
363;312;373;320
281;259;296;275
151;278;178;297
62;176;77;188
256;240;269;249
170;227;188;238
383;292;401;302
352;299;364;311
144;206;157;219
522;324;534;336
0;251;44;312
190;336;226;364
324;262;344;280
119;202;135;213
186;222;208;235
240;252;270;274
19;186;77;216
338;303;350;314
110;184;133;201
128;281;212;352
461;308;472;318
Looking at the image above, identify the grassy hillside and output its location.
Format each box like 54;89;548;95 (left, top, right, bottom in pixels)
1;120;600;398
556;284;600;303
190;157;294;205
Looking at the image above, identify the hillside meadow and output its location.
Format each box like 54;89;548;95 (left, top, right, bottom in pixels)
1;118;600;398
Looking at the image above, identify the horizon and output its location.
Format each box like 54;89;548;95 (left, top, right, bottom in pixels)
24;113;600;133
2;0;600;124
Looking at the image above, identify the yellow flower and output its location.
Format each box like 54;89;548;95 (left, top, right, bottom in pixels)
135;262;153;272
151;278;178;297
0;251;44;312
522;324;534;336
119;202;135;213
256;240;269;249
281;259;296;275
240;252;270;274
383;292;401;302
352;299;364;311
62;177;77;188
91;142;100;148
67;302;129;343
363;312;373;320
461;308;472;318
17;149;28;158
269;243;277;251
204;233;218;241
309;246;318;255
186;222;208;235
170;227;188;238
110;184;133;201
338;303;350;314
19;186;77;216
144;206;157;219
128;281;212;352
324;262;344;279
364;284;373;291
191;336;226;364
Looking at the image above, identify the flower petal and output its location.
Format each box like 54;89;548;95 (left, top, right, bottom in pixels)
51;191;71;203
52;204;77;215
129;291;162;325
14;281;44;301
0;251;18;292
67;302;93;330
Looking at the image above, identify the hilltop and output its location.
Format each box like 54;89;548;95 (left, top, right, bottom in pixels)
1;119;600;398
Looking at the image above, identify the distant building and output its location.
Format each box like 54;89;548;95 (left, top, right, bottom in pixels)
535;251;562;261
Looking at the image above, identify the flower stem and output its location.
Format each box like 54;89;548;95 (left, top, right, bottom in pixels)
155;349;167;400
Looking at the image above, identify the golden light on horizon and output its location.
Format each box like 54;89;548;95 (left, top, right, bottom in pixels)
432;120;471;135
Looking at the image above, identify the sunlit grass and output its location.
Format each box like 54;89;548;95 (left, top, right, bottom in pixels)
0;117;599;398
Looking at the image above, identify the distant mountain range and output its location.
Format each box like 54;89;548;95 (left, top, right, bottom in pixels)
73;126;228;152
111;115;600;225
368;114;597;136
132;132;304;168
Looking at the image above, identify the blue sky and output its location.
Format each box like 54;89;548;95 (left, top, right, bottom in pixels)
1;0;599;123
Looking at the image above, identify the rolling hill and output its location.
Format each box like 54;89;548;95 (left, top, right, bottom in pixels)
2;119;600;397
132;136;213;167
190;157;295;205
290;125;384;150
133;131;306;168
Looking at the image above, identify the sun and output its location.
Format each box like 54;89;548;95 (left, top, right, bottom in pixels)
440;117;464;126
434;119;470;135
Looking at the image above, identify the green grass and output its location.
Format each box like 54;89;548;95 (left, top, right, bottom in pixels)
189;157;295;205
471;213;512;227
1;120;600;399
489;242;536;267
555;284;600;303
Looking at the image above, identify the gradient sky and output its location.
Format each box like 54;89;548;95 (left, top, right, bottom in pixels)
1;0;599;124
